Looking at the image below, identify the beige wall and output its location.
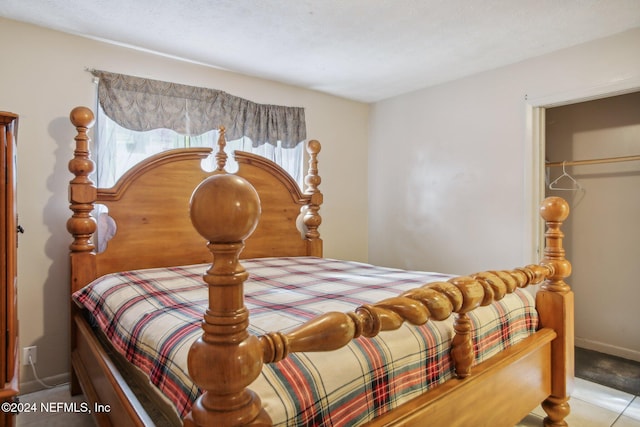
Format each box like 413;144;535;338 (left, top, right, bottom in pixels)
0;18;369;391
369;28;640;275
546;92;640;361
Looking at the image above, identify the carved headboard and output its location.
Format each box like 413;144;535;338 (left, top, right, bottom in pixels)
67;106;322;291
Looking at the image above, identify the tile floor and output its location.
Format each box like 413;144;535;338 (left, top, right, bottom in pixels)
517;378;640;427
13;377;640;426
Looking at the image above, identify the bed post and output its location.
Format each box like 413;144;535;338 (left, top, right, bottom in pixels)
67;106;98;290
185;173;271;427
303;140;323;256
538;197;574;427
67;106;97;395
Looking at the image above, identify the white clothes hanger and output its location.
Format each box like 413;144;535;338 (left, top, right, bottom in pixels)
549;161;583;191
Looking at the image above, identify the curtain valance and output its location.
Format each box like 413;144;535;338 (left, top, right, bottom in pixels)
91;70;306;148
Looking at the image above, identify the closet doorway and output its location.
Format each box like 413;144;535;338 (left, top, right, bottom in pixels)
544;91;640;363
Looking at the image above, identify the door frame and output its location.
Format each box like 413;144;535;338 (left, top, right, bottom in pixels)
524;76;640;263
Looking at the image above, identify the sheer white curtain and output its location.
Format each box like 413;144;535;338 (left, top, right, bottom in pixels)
222;136;304;185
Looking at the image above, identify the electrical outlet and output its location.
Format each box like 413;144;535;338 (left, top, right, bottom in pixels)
22;346;37;365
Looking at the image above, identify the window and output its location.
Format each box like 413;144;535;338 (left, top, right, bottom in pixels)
91;70;307;188
90;70;308;252
95;105;304;188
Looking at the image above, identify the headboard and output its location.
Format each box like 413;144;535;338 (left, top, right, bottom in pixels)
67;106;323;293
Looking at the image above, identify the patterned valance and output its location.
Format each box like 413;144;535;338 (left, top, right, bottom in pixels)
91;70;306;148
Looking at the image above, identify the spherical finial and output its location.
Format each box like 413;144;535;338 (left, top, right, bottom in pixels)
70;106;96;128
307;140;321;154
190;174;261;243
540;196;569;222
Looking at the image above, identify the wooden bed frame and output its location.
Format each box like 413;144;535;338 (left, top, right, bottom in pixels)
67;106;573;427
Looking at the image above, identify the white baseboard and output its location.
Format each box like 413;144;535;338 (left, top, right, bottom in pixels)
575;337;640;363
19;372;70;395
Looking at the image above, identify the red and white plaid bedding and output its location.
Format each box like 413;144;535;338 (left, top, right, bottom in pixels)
72;257;538;426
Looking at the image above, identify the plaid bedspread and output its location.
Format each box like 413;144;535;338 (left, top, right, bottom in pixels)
72;257;538;426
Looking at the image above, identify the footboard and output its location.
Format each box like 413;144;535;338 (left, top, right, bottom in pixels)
368;328;556;426
184;169;573;427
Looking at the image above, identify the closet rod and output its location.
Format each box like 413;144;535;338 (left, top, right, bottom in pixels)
546;154;640;168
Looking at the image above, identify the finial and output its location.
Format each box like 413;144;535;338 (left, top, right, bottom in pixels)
70;106;96;129
540;196;570;223
215;126;228;172
190;174;261;243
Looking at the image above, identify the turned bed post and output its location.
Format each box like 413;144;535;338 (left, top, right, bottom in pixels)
538;197;574;427
67;107;98;291
303;140;323;256
185;173;271;427
67;106;97;395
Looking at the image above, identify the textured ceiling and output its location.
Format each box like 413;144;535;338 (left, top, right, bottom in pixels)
2;0;640;102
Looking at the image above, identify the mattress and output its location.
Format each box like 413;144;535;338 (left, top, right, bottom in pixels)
72;257;538;426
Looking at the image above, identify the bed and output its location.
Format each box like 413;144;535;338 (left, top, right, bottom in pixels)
66;106;574;427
